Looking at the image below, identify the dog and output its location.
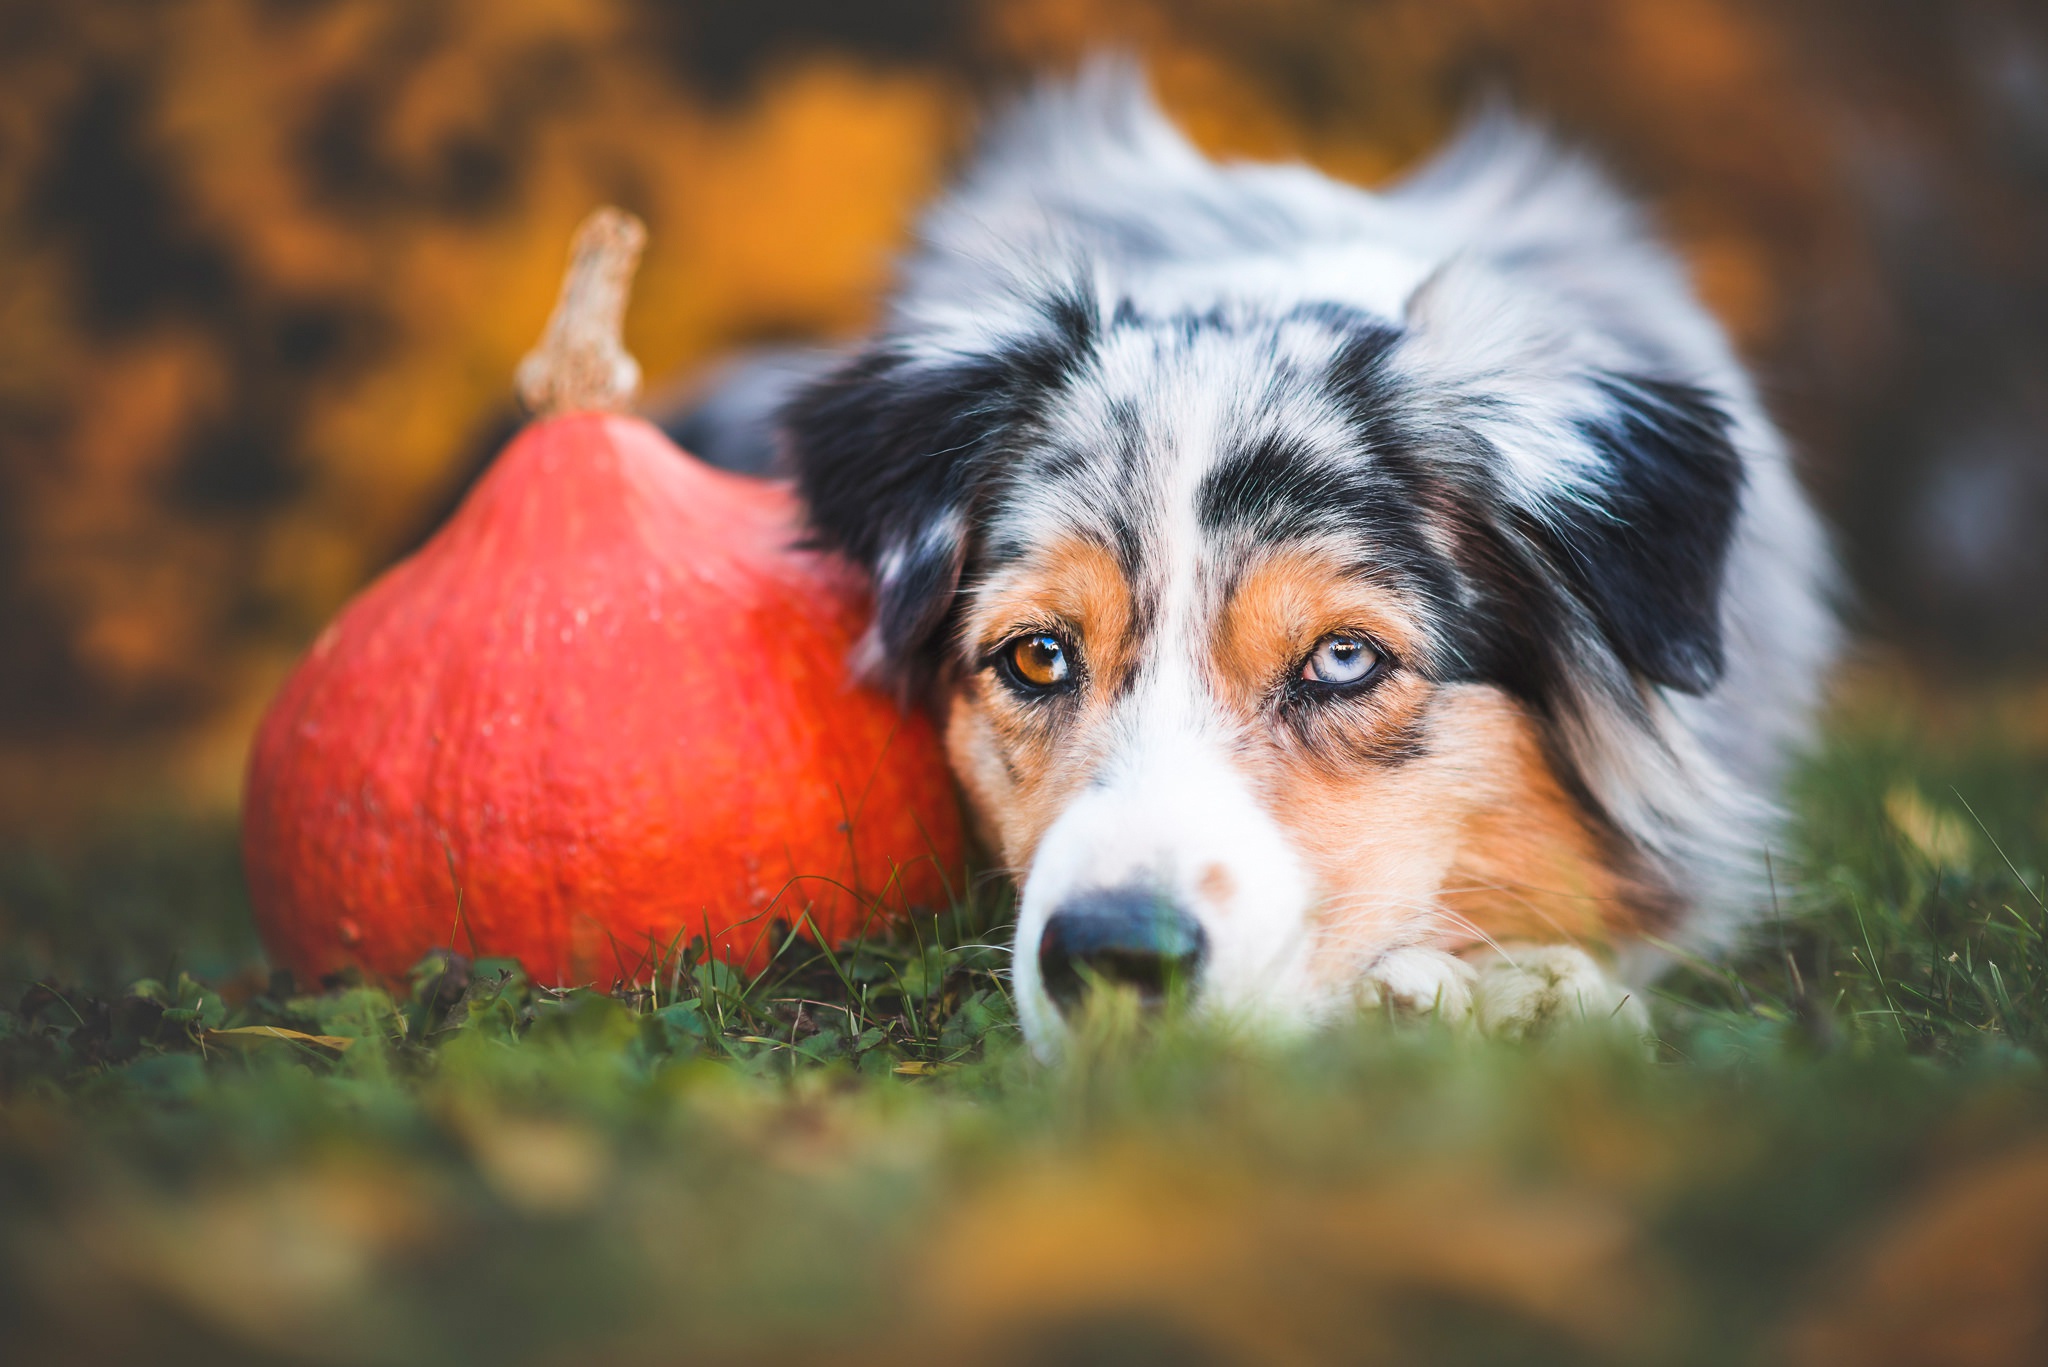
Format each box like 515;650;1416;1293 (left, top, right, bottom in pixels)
696;65;1837;1055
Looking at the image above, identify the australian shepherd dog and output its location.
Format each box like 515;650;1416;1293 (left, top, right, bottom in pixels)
737;65;1835;1056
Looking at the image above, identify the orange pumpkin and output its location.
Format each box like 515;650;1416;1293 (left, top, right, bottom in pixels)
242;209;961;988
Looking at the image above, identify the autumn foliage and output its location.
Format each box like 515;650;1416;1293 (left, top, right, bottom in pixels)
5;0;2047;832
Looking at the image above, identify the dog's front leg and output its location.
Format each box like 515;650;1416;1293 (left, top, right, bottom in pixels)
1463;945;1651;1042
1358;946;1479;1021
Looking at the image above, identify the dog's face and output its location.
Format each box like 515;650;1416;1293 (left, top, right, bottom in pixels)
776;72;1809;1054
791;288;1740;1051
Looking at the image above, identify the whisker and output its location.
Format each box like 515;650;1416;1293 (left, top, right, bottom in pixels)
1307;893;1521;967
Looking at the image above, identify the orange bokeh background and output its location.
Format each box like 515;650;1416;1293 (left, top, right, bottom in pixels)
4;0;2047;837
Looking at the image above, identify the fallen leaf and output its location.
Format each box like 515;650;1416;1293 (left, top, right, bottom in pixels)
203;1026;354;1052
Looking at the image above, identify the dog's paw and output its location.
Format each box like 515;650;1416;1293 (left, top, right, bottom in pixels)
1468;945;1650;1043
1358;946;1478;1022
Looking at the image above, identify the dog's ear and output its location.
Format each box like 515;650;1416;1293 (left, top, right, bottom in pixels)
1384;111;1753;699
784;341;1058;682
1536;376;1745;695
1395;260;1745;698
784;349;987;674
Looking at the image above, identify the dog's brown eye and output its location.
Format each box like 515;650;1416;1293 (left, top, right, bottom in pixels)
1001;633;1073;691
1302;634;1380;687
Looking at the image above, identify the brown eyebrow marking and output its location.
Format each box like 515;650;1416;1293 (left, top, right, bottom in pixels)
943;535;1143;870
1207;545;1428;714
966;535;1139;692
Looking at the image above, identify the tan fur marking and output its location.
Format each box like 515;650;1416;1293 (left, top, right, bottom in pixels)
1198;862;1237;910
1436;707;1664;951
946;537;1139;871
965;537;1134;686
1255;684;1655;989
1210;545;1427;714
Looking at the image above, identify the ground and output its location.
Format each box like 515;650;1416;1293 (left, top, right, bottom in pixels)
2;672;2047;1366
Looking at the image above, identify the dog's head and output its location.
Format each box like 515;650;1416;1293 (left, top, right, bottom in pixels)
785;71;1791;1053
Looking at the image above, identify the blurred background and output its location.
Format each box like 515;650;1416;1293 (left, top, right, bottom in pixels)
3;0;2047;848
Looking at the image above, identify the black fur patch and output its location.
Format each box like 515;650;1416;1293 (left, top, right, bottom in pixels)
1305;318;1744;712
1199;321;1416;548
1544;377;1744;695
1197;433;1354;542
783;291;1098;678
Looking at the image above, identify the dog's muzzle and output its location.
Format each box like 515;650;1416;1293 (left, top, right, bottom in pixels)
1037;885;1207;1016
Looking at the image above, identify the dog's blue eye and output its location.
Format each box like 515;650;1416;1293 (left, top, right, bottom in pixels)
1302;634;1379;687
1000;633;1073;692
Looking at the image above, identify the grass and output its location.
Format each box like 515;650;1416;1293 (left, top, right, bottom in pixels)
3;676;2048;1366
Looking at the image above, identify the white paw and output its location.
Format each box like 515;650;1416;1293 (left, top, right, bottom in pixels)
1468;945;1650;1043
1358;946;1478;1022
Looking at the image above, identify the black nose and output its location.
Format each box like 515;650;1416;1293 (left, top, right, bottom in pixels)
1038;886;1207;1016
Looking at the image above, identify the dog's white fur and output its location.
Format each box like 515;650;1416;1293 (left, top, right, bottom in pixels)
779;63;1837;1057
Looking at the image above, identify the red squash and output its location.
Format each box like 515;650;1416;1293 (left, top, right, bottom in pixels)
243;209;961;988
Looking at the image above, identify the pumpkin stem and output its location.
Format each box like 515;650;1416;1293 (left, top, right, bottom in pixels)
515;206;647;417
